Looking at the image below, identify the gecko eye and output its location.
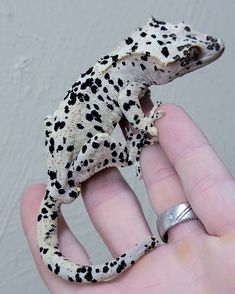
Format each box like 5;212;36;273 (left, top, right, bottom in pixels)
187;46;202;61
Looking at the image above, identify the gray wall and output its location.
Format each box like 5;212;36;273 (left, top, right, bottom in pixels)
1;0;234;293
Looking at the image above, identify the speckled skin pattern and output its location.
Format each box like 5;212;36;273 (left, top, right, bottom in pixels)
37;17;224;283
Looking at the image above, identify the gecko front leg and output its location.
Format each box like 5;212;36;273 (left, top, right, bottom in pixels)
125;128;158;178
118;83;164;136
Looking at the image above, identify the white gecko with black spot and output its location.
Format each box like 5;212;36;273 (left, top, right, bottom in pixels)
37;17;224;283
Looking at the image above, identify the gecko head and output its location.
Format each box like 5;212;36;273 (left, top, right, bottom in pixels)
143;17;225;84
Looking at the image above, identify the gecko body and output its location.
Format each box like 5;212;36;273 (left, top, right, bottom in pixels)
37;17;224;283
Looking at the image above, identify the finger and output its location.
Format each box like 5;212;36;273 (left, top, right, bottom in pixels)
141;136;205;243
121;98;204;243
155;104;235;236
140;99;187;211
82;167;152;257
20;184;90;292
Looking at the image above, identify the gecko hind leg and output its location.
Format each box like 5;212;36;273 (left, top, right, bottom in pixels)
70;133;136;183
59;128;159;204
60;129;159;205
69;130;157;185
57;133;134;204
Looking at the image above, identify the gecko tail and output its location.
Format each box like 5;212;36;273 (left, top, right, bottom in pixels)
37;189;158;283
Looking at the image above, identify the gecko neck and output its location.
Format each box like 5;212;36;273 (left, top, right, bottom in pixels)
101;54;172;88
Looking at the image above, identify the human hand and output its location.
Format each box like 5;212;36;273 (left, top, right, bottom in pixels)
21;104;235;293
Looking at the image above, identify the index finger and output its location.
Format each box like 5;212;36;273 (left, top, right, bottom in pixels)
156;104;235;236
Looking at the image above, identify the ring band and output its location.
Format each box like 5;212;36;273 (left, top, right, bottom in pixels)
157;202;198;242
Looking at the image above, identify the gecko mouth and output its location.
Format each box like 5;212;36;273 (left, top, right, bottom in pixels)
197;48;224;72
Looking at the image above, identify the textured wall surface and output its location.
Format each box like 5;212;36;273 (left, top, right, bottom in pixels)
1;0;234;292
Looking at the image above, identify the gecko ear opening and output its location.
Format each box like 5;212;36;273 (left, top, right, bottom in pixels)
187;46;202;62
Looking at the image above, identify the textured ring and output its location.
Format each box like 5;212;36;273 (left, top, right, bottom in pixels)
157;202;198;243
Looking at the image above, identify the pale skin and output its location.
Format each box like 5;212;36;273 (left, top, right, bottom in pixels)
21;102;235;293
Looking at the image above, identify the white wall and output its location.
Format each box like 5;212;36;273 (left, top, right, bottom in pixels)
1;0;234;292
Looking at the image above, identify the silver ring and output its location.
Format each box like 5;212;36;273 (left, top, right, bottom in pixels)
157;202;198;243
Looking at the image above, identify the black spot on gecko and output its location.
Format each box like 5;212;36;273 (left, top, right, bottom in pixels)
95;78;102;87
118;78;123;87
64;105;69;114
141;55;148;61
104;141;110;148
80;78;93;90
91;85;98;94
77;123;84;129
58;189;65;195
68;179;75;187
54;121;65;131
125;37;133;45
84;272;93;282
100;59;108;65
107;104;114;110
114;85;120;92
97;95;104;101
68;277;74;282
86;113;93;121
48;264;53;272
103;159;109;166
81;66;94;78
131;43;138;52
140;32;147;37
69;191;77;198
67;171;73;178
50;211;58;220
82;145;87;153
104;73;110;80
67;145;74;152
55;181;61;189
161;46;169;57
54;264;60;275
103;266;109;273
91;110;102;123
48;170;56;180
49;138;55;154
92;142;100;149
93;104;100;110
41;207;48;214
94;125;105;132
116;260;127;273
140;63;146;71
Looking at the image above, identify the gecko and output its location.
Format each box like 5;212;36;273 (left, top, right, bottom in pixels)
37;17;224;283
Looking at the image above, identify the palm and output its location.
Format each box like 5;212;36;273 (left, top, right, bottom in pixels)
21;104;235;293
99;233;235;293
